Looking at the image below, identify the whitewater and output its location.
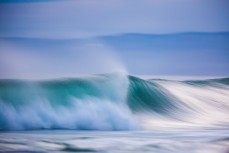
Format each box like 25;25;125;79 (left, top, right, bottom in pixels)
0;74;229;153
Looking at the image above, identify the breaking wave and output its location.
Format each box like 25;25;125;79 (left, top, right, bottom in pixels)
0;74;228;131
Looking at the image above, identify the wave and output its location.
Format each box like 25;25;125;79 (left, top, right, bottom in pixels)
0;74;228;131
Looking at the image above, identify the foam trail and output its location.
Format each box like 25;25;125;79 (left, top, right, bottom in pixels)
140;79;229;130
160;81;229;124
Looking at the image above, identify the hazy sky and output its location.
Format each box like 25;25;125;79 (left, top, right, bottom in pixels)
0;0;228;78
0;0;229;38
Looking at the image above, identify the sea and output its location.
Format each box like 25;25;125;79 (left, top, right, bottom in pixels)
0;74;228;153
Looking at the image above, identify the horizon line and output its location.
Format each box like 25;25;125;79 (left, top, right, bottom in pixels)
0;31;229;40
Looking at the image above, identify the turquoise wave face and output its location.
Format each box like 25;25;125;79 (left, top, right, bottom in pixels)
0;74;228;131
0;75;123;106
127;76;178;113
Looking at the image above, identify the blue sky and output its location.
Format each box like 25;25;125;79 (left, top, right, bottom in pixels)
0;0;228;78
0;0;229;38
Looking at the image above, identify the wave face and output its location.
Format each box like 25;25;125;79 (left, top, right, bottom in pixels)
0;74;229;131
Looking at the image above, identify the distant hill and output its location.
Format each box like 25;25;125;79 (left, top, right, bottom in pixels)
1;32;228;52
97;32;229;51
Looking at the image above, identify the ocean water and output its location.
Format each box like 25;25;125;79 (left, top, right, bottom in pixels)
0;74;229;153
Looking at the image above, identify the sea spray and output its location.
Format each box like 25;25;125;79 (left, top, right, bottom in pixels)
0;73;139;130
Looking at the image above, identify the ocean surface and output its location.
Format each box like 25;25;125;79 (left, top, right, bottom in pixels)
0;74;229;153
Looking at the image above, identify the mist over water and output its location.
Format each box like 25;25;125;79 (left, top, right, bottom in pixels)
0;40;127;79
0;31;228;153
0;42;229;152
0;38;228;130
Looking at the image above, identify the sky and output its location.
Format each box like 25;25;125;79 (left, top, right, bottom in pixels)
0;0;229;38
0;0;228;79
